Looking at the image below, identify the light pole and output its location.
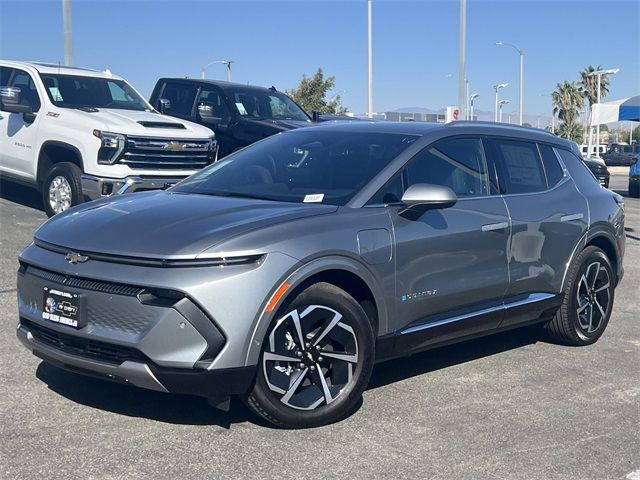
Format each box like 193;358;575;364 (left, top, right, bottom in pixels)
498;100;509;123
469;93;479;120
215;60;235;81
201;61;218;80
587;68;619;155
367;0;373;118
62;0;73;66
494;83;508;122
496;41;524;125
459;0;467;120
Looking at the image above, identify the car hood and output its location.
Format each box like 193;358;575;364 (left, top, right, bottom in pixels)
34;191;337;259
243;118;312;131
68;108;214;138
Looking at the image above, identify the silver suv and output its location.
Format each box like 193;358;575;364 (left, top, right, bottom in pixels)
16;121;625;428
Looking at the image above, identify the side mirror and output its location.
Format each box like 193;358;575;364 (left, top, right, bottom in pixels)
197;103;223;125
0;86;32;114
400;183;458;210
158;98;171;114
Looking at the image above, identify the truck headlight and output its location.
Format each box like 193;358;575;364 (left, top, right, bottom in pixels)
93;130;126;164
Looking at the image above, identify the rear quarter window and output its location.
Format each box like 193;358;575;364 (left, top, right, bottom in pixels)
554;148;599;190
538;143;565;187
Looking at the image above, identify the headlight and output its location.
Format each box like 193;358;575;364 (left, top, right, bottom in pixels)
93;130;126;164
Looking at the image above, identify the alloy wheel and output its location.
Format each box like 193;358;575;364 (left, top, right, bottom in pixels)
262;304;359;411
576;261;611;334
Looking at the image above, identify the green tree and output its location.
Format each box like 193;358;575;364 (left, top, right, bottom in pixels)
287;68;347;115
580;65;611;109
552;81;584;142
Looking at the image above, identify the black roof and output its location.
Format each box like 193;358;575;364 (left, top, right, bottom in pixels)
158;77;279;94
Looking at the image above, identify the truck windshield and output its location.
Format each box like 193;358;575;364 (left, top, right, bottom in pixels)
39;74;150;111
172;130;418;206
227;88;310;122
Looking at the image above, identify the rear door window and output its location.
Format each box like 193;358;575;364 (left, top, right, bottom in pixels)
159;82;198;118
488;138;546;194
538;143;565;187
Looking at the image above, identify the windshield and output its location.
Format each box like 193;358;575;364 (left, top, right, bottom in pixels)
173;130;418;206
39;74;150;111
227;88;310;122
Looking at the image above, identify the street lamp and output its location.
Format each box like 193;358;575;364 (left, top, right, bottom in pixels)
469;93;479;120
587;67;619;156
498;99;509;123
494;83;508;122
496;41;524;125
215;60;235;81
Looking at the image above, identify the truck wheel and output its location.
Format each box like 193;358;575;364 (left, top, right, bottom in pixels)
42;162;83;217
246;282;375;428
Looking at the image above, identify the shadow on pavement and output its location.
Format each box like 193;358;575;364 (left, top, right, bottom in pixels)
35;325;546;427
35;362;267;429
368;325;544;390
0;179;44;212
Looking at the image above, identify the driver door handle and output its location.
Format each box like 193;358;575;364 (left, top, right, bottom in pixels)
482;222;509;232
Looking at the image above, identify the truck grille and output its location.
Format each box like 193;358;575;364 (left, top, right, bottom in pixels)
120;136;213;170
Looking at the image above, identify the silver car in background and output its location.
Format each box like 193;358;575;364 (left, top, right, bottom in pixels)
16;121;625;428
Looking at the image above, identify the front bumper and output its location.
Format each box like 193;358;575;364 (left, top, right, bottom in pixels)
81;174;188;201
17;322;255;397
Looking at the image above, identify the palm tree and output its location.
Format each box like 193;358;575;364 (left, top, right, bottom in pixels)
552;81;584;141
580;65;611;108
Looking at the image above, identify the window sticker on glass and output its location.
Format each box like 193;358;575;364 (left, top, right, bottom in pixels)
235;102;247;115
49;87;63;101
303;194;324;203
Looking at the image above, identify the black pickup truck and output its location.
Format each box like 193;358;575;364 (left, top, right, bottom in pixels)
150;79;312;158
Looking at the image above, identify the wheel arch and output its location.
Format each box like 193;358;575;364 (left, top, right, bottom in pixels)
244;255;388;366
561;228;621;292
37;141;84;189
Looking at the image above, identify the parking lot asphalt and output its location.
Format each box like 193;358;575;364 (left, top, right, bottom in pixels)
0;172;638;480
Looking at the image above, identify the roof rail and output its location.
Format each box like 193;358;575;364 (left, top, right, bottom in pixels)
448;120;556;136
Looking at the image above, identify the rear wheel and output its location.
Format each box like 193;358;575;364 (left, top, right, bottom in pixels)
546;246;614;346
246;282;375;428
42;162;83;217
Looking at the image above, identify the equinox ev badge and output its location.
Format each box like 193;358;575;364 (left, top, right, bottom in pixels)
65;252;89;264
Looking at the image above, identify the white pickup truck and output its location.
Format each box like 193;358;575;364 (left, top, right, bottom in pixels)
0;61;216;216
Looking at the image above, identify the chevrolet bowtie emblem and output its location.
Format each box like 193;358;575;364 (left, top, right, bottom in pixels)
165;141;185;151
65;252;89;264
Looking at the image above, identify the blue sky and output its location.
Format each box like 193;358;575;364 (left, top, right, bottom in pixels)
1;0;638;117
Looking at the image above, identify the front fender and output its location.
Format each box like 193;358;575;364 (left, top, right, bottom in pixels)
243;254;389;366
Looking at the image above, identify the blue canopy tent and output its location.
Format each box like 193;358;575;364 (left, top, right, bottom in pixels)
591;95;640;124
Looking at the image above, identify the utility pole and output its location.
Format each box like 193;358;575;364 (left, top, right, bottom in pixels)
62;0;73;66
458;0;467;119
367;0;373;118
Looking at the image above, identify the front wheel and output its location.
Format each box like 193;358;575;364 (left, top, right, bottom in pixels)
246;282;375;428
42;162;83;217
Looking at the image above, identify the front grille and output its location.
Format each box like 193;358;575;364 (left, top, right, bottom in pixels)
24;319;148;365
27;266;143;297
121;136;212;170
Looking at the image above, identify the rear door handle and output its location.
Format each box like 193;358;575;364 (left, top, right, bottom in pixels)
482;221;509;232
560;213;584;222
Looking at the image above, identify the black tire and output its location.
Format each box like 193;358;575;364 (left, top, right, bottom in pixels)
246;282;375;428
546;246;614;346
629;180;639;198
42;162;83;217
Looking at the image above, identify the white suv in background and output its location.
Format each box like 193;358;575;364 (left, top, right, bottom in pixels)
0;61;215;216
